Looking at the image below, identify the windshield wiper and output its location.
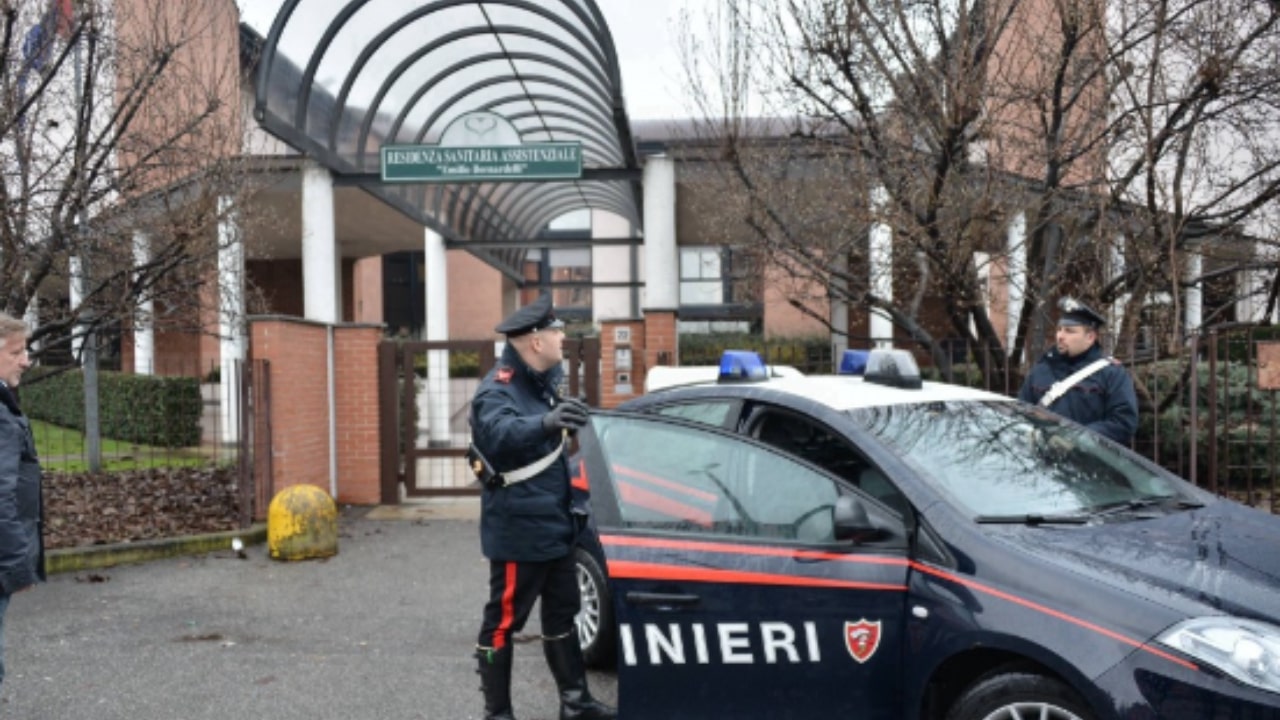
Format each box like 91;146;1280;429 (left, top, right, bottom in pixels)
974;514;1090;526
1090;495;1201;517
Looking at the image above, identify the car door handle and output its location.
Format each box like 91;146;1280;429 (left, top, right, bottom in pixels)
625;591;701;608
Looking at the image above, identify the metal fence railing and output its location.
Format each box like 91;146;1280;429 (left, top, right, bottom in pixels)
680;327;1280;512
24;358;242;474
28;357;268;549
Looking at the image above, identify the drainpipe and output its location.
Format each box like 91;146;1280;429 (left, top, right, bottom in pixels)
327;324;337;498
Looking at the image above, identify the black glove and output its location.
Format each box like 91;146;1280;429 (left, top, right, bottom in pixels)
541;398;590;435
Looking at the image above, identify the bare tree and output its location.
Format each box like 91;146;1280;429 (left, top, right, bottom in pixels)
0;0;265;365
674;0;1280;386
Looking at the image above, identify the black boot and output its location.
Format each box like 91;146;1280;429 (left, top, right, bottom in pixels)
543;634;616;720
476;646;517;720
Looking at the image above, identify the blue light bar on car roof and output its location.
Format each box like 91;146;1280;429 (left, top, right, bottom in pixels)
838;349;870;375
718;350;768;383
863;349;923;389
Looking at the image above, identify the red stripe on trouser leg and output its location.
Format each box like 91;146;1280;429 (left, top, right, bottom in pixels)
493;561;519;650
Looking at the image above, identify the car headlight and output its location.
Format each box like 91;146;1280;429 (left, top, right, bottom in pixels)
1158;617;1280;693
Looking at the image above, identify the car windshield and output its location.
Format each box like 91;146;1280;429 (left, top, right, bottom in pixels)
847;400;1191;519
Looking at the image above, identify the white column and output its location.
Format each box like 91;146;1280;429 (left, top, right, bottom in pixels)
1005;211;1026;359
69;255;85;361
22;272;38;354
1237;238;1273;323
1109;233;1128;335
869;186;893;348
642;155;678;311
1184;243;1203;337
302;161;339;323
133;231;154;375
218;197;246;443
830;252;849;365
425;228;451;447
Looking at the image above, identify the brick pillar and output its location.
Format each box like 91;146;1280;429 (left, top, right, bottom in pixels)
600;319;646;408
333;325;382;504
250;318;386;505
250;318;330;495
643;311;677;383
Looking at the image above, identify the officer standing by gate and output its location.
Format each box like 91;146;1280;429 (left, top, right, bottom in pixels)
469;294;615;720
1019;297;1139;444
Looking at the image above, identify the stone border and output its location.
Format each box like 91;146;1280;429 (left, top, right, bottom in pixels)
45;524;268;574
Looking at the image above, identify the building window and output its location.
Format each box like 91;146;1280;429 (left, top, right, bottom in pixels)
520;247;592;319
677;246;759;333
680;247;726;304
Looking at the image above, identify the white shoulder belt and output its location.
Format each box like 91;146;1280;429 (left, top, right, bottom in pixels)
501;439;565;485
1039;358;1113;408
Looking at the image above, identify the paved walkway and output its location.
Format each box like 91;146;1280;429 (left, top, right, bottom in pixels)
3;501;616;719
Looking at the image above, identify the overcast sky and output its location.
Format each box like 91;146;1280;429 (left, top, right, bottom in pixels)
235;0;695;120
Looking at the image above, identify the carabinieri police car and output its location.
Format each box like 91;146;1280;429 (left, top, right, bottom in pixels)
568;349;1280;719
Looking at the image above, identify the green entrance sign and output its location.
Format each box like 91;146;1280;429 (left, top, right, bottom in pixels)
381;143;583;182
380;111;583;183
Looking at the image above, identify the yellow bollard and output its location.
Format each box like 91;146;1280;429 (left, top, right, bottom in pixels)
267;485;339;561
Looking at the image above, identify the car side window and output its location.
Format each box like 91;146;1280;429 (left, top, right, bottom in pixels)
594;415;843;543
751;409;909;517
654;401;737;428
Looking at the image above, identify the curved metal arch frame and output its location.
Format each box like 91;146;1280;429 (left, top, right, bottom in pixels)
480;184;621;242
453;170;635;243
334;25;612;153
509;197;636;246
408;74;613;164
253;0;640;259
496;186;632;242
375;55;613;165
290;0;612;130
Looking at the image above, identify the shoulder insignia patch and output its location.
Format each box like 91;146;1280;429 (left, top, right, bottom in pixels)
495;367;514;384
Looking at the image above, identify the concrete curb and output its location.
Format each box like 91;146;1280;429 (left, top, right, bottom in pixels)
45;523;268;574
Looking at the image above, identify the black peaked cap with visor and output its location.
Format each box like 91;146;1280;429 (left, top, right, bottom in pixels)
1058;297;1106;329
494;293;565;337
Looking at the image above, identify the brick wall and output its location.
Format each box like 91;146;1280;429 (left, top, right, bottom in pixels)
249;317;384;505
644;311;677;372
597;312;677;407
447;252;505;339
251;319;330;496
333;326;382;504
599;319;646;408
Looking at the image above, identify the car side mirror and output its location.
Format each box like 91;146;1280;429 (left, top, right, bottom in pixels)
834;495;886;543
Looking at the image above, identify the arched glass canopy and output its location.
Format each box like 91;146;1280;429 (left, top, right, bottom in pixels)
253;0;641;277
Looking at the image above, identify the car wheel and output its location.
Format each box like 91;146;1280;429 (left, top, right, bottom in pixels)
945;670;1093;720
574;547;616;668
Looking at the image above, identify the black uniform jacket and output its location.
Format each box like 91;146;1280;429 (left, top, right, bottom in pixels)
0;383;43;595
470;345;574;563
1018;343;1139;444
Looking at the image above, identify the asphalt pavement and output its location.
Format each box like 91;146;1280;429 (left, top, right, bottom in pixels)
1;502;617;719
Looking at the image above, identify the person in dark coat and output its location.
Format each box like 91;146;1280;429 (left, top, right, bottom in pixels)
0;313;43;688
469;294;614;720
1018;298;1139;444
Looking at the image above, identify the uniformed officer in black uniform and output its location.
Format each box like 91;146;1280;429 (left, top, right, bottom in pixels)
1018;298;1139;444
470;294;615;720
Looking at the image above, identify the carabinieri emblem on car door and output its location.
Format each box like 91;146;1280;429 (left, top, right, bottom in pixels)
845;620;882;663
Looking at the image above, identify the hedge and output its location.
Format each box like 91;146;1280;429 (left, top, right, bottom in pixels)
20;368;203;448
1133;359;1280;489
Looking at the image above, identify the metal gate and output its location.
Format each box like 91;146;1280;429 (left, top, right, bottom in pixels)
378;337;600;502
1128;324;1280;511
235;358;272;523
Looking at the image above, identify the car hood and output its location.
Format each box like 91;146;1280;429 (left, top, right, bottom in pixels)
995;500;1280;624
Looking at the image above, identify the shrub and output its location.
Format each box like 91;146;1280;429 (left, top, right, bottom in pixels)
21;368;202;448
1132;358;1280;489
411;350;482;379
